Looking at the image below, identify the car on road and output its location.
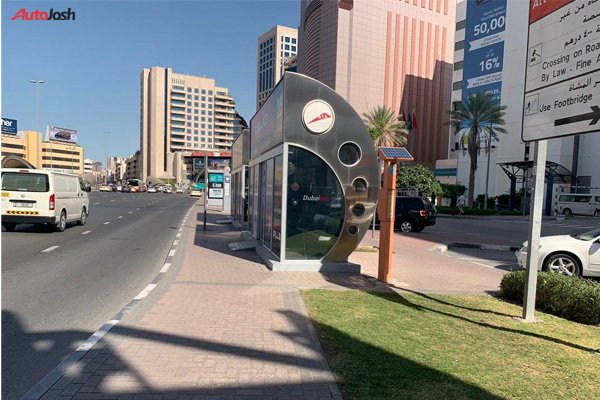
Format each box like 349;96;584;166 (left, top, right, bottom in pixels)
1;168;90;232
121;185;131;193
190;189;203;197
99;184;112;192
176;187;183;194
148;186;157;193
394;196;437;233
515;227;600;277
555;193;600;216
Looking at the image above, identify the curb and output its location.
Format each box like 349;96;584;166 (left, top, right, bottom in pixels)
434;242;520;253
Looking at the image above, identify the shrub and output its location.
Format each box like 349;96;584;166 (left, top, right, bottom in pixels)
500;271;600;325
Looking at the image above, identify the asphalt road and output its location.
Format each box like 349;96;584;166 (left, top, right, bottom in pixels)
2;191;196;400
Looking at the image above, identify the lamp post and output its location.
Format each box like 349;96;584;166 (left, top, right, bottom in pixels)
484;140;497;209
30;79;45;167
103;131;110;183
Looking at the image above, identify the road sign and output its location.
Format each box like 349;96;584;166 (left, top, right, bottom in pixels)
522;0;600;141
208;172;224;199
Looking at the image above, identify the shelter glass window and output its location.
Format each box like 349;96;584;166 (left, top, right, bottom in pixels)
285;146;344;260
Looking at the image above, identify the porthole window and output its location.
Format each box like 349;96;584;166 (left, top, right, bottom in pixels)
339;142;361;166
348;225;359;236
352;177;368;193
352;204;366;217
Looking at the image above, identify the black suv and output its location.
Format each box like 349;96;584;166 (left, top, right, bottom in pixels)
394;196;436;232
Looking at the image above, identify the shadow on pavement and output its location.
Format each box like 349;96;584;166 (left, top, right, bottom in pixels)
5;306;508;400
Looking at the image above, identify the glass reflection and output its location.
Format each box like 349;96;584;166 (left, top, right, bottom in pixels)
286;146;344;260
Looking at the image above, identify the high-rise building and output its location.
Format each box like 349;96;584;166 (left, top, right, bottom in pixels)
84;158;95;174
140;67;236;182
256;25;298;109
297;0;456;168
450;0;600;199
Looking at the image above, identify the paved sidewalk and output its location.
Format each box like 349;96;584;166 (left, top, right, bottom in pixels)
36;204;388;400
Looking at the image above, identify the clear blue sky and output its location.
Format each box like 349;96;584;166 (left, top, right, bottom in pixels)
2;0;300;163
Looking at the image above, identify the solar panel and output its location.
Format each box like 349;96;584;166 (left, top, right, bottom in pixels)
379;147;413;160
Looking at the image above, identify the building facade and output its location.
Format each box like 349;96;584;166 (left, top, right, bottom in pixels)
256;25;298;109
84;158;95;174
450;0;600;200
297;0;456;168
140;67;237;182
1;129;84;174
125;152;140;180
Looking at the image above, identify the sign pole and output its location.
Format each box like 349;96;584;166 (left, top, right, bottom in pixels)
203;153;208;231
377;160;397;283
522;139;547;321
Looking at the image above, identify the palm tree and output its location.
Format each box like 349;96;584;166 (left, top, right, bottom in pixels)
448;91;507;207
362;106;409;148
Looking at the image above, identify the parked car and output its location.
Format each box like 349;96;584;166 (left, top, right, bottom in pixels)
121;185;131;193
148;186;157;193
99;184;112;192
190;189;203;197
116;185;122;191
176;187;183;194
555;193;600;216
1;168;90;232
515;227;600;277
394;196;437;232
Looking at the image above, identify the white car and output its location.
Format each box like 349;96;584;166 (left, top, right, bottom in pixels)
147;186;157;193
516;227;600;277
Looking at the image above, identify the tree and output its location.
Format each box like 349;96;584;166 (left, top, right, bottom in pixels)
396;165;442;196
362;106;409;148
448;92;507;207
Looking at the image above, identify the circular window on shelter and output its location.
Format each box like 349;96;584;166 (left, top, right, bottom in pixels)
338;142;362;166
286;146;344;260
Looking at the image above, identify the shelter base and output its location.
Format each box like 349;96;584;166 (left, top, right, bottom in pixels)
255;245;361;273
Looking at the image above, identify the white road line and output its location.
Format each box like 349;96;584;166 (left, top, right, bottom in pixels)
173;240;179;246
104;222;110;225
93;202;100;205
168;249;176;257
136;208;140;210
41;246;60;253
81;230;91;235
176;233;181;238
128;211;133;214
111;200;115;202
160;263;171;273
118;216;123;219
134;284;157;300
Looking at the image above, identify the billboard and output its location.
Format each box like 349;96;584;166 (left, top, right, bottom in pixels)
522;0;600;142
208;172;224;199
1;118;17;134
49;126;78;143
462;0;507;104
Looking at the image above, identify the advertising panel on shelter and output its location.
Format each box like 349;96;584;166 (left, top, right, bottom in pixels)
49;126;78;143
1;118;17;135
462;0;507;104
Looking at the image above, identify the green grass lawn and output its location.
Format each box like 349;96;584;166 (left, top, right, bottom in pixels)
302;290;600;400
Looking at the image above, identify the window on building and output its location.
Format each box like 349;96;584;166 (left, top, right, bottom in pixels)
201;96;206;101
201;137;206;142
187;115;192;120
187;94;192;99
194;88;199;93
187;122;191;127
186;87;192;92
187;101;191;106
201;110;206;115
201;117;206;122
208;90;213;95
194;102;199;107
455;40;465;51
194;109;198;114
292;38;296;44
194;95;199;100
202;124;206;129
456;19;466;31
291;46;296;52
187;135;191;141
194;136;198;142
194;129;198;134
194;123;198;128
452;81;463;90
186;129;191;134
208;104;212;109
208;111;212;116
285;44;290;50
201;89;206;94
201;103;206;108
453;60;464;71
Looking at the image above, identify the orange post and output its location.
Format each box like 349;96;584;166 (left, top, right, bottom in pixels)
377;160;397;283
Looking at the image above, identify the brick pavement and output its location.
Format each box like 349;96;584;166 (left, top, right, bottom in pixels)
34;203;508;400
37;204;390;400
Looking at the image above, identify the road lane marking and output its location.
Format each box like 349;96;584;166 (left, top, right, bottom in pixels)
176;233;181;238
81;230;91;235
128;211;133;214
160;263;171;273
118;216;123;219
104;222;110;225
111;200;115;202
41;246;59;253
168;249;176;257
93;202;100;205
173;240;179;246
134;284;157;300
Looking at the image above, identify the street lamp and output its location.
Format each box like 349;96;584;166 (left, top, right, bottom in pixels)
484;141;498;210
103;131;110;183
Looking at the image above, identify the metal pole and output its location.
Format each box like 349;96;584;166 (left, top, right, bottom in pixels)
522;139;547;322
484;142;491;209
203;153;208;231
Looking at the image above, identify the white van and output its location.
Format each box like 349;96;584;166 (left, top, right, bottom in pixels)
555;193;600;216
1;168;90;232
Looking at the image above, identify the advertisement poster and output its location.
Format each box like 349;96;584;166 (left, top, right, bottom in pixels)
208;172;224;199
1;117;17;134
462;0;507;104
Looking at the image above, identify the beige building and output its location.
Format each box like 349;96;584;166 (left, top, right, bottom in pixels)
1;130;84;174
140;67;236;182
297;0;456;168
257;25;298;108
124;152;140;180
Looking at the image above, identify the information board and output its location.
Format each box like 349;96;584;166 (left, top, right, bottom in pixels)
208;173;224;199
523;0;600;141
